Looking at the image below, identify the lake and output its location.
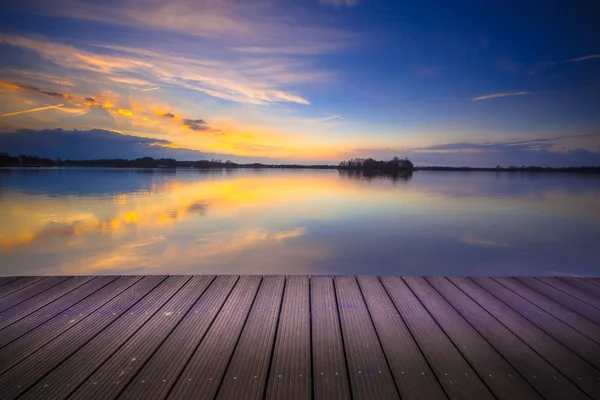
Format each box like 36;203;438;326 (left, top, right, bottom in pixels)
1;168;599;276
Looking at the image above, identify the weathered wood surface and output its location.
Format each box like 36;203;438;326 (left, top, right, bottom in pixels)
0;275;599;400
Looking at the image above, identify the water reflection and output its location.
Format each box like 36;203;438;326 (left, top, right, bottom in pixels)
0;168;599;276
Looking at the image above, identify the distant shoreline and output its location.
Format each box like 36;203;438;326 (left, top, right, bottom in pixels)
1;153;599;173
1;165;599;174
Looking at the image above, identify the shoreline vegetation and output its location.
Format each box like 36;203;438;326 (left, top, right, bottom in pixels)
1;153;599;173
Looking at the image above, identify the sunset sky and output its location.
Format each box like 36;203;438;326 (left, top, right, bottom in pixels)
1;0;599;166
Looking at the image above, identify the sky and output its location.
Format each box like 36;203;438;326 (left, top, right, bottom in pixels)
0;0;599;166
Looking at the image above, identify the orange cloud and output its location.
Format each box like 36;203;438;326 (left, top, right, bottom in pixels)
118;108;133;116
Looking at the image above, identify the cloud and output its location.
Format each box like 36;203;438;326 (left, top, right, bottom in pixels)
140;87;160;92
320;0;360;7
472;92;532;101
565;54;600;63
409;134;600;167
1;34;313;105
3;69;76;86
162;113;175;119
0;128;237;160
183;119;209;131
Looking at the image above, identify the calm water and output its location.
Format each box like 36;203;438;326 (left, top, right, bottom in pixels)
1;168;599;276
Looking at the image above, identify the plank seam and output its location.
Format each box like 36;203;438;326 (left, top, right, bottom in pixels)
494;278;600;346
494;278;600;356
261;275;287;400
0;277;97;333
45;276;190;399
332;276;353;400
467;277;592;397
162;276;241;400
3;276;163;396
0;277;117;348
355;276;401;399
377;276;449;400
0;278;45;300
401;277;499;400
547;278;600;307
534;278;600;311
427;277;545;400
213;276;264;398
1;276;73;315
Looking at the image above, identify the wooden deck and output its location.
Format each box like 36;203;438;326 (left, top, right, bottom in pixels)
0;275;599;400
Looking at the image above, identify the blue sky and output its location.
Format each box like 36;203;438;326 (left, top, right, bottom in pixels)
0;0;599;166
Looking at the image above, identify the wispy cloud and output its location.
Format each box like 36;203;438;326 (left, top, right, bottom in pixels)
565;54;600;63
320;0;360;7
0;104;64;117
141;87;160;92
472;91;532;101
1;34;313;106
316;115;345;122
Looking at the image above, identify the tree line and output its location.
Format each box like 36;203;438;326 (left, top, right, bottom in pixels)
339;156;414;171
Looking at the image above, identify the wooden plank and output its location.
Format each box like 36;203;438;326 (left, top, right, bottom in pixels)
408;277;542;400
215;276;285;400
515;277;600;325
67;276;215;400
334;276;399;400
0;276;164;400
0;276;118;349
0;277;43;299
0;277;69;312
117;276;238;400
380;276;496;400
0;276;93;330
494;277;600;346
486;280;600;371
584;278;600;287
18;276;192;400
357;276;446;400
265;276;311;400
0;277;20;288
306;276;351;400
0;276;141;371
469;277;600;399
543;278;600;308
559;278;600;298
428;276;563;400
167;276;262;400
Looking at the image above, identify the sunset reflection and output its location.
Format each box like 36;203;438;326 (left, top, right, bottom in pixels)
1;169;599;276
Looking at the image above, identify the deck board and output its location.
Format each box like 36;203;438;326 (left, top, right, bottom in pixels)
558;277;600;298
0;276;162;400
0;276;69;312
167;276;262;400
0;277;20;288
381;276;494;400
334;276;399;400
0;275;598;400
537;277;600;309
265;276;311;400
357;276;446;400
470;277;600;399
515;277;600;325
121;275;238;400
493;277;600;347
0;276;93;330
69;276;215;400
309;276;352;400
0;276;118;348
0;277;43;299
0;276;143;376
215;276;286;400
19;276;190;400
411;276;541;400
